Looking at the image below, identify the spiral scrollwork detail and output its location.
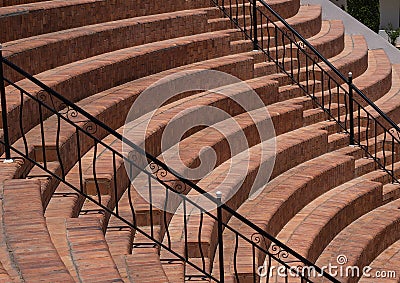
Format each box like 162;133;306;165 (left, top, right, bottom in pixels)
390;128;400;141
82;120;97;135
269;243;289;260
149;162;168;179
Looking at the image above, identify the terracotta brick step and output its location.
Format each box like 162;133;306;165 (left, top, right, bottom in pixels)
65;217;123;282
165;127;331;281
90;100;301;254
229;4;322;53
19;56;253;219
327;127;368;152
3;10;210;82
46;217;79;281
234;19;344;70
0;169;21;282
123;247;169;283
270;4;322;39
315;198;400;283
125;102;303;220
318;34;368;83
253;58;300;77
355;151;398;177
383;183;400;204
26;161;61;207
103;125;327;282
5;55;253;180
353;49;392;104
2;179;74;281
303;102;346;126
266;34;368;91
0;0;45;6
365;64;400;127
358;239;400;282
79;195;112;231
0;0;214;42
211;0;300;21
276;179;382;263
3;31;232;144
305;20;345;60
291;49;391;121
217;150;354;281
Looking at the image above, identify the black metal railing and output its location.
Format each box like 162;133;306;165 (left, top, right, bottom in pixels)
212;0;400;182
0;50;339;281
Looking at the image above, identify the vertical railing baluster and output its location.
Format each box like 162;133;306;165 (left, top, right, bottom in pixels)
76;128;84;192
198;210;206;272
0;45;11;161
56;115;65;179
253;0;258;50
216;191;224;283
242;0;246;32
127;162;137;227
149;174;154;238
163;188;171;248
392;138;395;182
358;105;361;143
375;120;378;161
348;72;354;145
321;72;325;107
92;141;101;204
112;152;118;216
38;104;47;169
183;198;188;260
233;233;239;282
252;244;256;283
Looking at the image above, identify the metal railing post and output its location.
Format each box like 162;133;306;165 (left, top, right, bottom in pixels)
252;0;258;50
0;44;12;161
216;191;224;282
348;72;355;145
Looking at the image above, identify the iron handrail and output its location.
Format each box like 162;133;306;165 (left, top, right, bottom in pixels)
255;0;400;135
0;54;339;281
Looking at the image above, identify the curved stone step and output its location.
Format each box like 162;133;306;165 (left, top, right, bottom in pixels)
163;125;331;280
218;150;354;281
359;239;400;282
4;31;231;143
2;179;74;281
0;0;213;42
276;179;382;263
65;217;123;282
3;10;210;82
315;198;400;283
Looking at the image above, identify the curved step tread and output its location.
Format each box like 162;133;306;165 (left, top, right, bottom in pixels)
315;198;400;282
276;179;382;262
66;217;123;282
2;179;74;282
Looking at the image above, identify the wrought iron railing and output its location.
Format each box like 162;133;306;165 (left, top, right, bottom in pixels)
212;0;400;182
0;49;339;281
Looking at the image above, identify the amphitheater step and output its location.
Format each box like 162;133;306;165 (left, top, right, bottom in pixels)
124;247;169;283
2;179;74;281
0;0;214;42
218;151;355;280
383;183;400;204
3;10;211;81
276;179;382;263
358;239;400;282
315;198;400;283
355;151;397;177
66;217;123;282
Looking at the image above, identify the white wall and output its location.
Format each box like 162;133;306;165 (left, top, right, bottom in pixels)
380;0;400;29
